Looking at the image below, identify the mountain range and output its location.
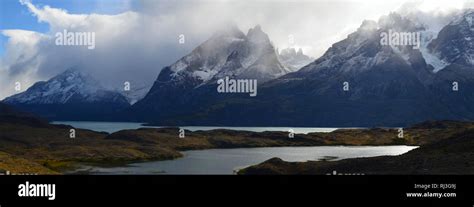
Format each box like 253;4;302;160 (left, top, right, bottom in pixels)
2;10;474;127
134;10;474;127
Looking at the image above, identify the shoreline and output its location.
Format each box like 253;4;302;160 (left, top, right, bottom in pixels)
66;145;418;175
0;120;472;174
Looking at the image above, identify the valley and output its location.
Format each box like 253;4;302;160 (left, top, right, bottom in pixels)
0;104;472;174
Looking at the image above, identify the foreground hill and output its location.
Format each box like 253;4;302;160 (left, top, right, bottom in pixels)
239;124;474;175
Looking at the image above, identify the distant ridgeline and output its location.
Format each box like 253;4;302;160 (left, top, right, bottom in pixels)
3;11;474;127
0;103;47;126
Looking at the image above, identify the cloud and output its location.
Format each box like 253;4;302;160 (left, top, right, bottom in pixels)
1;0;473;100
0;29;46;99
2;0;195;100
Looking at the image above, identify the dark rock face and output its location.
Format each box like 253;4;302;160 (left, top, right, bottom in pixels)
429;11;474;66
426;11;474;121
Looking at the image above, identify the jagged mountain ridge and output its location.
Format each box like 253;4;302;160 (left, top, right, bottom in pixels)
278;48;314;71
130;25;291;121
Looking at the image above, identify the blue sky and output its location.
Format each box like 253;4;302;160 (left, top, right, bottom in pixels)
0;0;138;56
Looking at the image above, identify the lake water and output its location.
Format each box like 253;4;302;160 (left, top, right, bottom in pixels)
51;121;339;134
74;146;417;175
53;121;416;175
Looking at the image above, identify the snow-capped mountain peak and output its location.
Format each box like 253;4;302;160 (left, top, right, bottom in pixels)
247;25;271;44
3;68;128;105
132;25;291;118
211;22;246;40
296;10;474;75
166;24;246;79
358;20;378;32
158;24;289;86
278;47;314;71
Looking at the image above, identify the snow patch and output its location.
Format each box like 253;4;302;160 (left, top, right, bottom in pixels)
420;47;449;72
391;46;410;63
193;69;218;82
172;61;188;73
418;29;449;72
466;15;473;27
